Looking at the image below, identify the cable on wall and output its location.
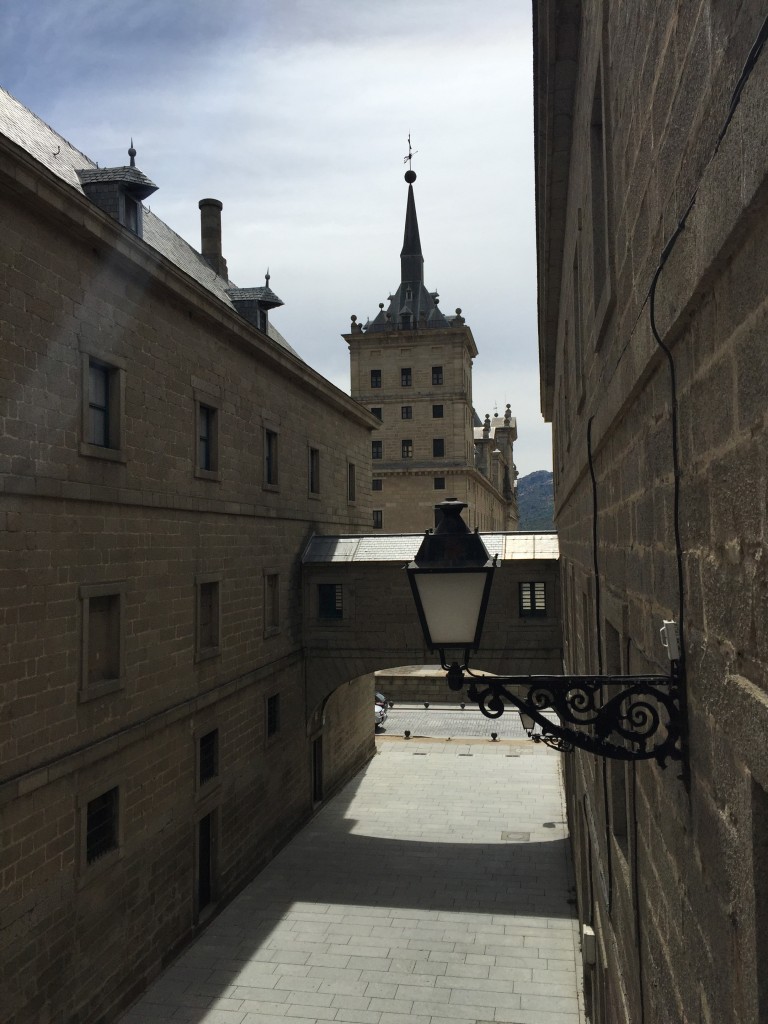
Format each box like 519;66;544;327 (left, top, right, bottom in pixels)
646;13;768;663
587;415;603;675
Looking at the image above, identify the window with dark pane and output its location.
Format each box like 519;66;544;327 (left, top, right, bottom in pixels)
266;693;280;736
198;404;215;471
371;407;382;420
88;361;111;447
265;573;279;630
88;593;120;684
265;429;278;485
401;406;412;420
434;477;446;490
373;510;383;529
370;369;381;388
199;581;219;650
309;447;320;494
372;440;382;460
432;404;444;418
199;729;218;785
372;478;383;491
401;367;412;387
86;787;119;863
318;583;343;620
431;366;443;385
432;438;445;458
347;463;356;501
401;439;413;459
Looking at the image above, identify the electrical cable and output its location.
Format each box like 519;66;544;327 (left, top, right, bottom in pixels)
645;13;768;665
587;416;603;675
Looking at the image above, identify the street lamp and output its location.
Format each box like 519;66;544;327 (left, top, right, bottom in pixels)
407;499;683;765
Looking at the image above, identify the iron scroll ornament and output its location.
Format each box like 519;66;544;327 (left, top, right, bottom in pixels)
445;662;683;765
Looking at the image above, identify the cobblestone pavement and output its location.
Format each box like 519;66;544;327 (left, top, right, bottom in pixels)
120;741;584;1024
378;704;554;741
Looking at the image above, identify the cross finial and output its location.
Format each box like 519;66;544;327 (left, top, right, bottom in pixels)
403;133;418;170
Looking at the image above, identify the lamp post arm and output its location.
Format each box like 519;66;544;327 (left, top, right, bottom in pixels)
454;666;683;766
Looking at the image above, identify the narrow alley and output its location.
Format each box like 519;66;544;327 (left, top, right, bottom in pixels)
120;738;583;1024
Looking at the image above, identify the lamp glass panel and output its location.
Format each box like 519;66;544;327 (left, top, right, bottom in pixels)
413;571;487;646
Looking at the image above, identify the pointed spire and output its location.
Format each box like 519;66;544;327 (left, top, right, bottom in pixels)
128;138;136;167
400;170;424;286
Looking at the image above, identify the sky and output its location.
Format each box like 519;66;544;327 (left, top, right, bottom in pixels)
1;0;552;477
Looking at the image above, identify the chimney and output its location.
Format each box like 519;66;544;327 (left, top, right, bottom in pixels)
198;198;228;279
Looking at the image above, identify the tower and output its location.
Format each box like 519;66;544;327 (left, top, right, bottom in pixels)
343;169;518;533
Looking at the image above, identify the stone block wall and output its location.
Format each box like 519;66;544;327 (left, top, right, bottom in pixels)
535;1;768;1020
0;131;377;1023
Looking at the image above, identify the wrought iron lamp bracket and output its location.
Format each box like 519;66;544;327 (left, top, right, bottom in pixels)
444;661;684;766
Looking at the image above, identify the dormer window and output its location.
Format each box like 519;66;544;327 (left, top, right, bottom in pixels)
77;146;158;241
123;194;139;234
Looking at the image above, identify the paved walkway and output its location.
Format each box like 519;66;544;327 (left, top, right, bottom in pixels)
120;740;583;1024
378;705;553;740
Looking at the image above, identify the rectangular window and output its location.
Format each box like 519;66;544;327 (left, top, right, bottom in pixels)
373;510;383;529
401;439;413;459
265;573;279;634
123;195;139;234
519;581;547;617
401;367;412;387
87;594;120;684
267;693;280;736
86;787;119;864
433;438;445;458
401;406;413;419
264;429;279;487
197;579;220;658
347;463;356;502
370;369;381;388
309;447;320;495
199;730;219;786
432;366;443;385
432;404;444;418
79;582;126;702
81;355;125;461
88;362;110;446
434;477;446;490
195;401;219;478
371;407;382;420
318;583;343;620
372;440;383;460
372;478;383;491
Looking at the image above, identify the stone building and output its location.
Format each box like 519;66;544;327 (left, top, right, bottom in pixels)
343;171;519;534
0;88;379;1024
534;3;768;1022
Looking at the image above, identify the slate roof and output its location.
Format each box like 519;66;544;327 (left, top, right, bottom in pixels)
302;532;559;564
0;87;299;360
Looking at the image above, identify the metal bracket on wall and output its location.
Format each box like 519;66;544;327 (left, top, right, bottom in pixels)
447;661;684;766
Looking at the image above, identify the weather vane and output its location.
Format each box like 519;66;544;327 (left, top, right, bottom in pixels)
403;134;418;170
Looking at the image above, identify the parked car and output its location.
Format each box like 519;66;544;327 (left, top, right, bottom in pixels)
375;691;389;728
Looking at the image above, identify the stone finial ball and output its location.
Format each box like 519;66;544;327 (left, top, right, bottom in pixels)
404;170;417;183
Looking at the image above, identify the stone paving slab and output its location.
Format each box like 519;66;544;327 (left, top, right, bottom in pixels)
120;741;584;1024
